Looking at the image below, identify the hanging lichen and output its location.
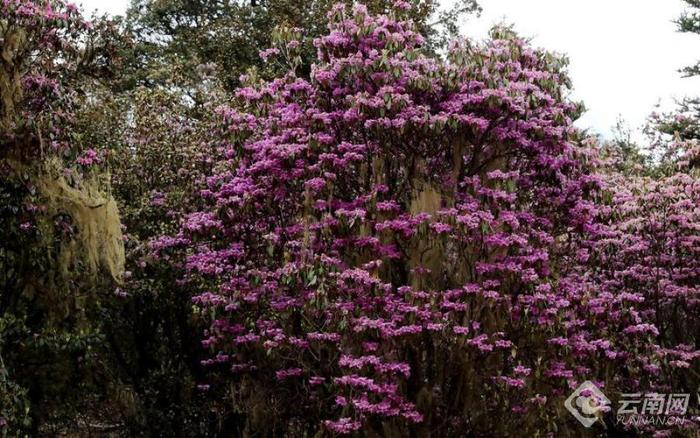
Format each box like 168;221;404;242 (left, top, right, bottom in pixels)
34;158;125;283
0;25;26;130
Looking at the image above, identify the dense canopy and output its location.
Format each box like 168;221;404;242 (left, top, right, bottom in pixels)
0;0;698;436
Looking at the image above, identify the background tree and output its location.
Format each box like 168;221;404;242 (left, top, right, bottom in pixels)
645;0;700;154
677;0;700;77
121;0;480;94
100;87;226;435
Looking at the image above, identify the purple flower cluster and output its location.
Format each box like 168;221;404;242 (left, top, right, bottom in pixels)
172;3;700;435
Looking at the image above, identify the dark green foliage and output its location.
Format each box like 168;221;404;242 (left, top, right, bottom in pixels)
123;0;480;93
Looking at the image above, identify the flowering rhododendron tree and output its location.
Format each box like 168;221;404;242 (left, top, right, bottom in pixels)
0;0;128;433
579;141;700;436
168;3;683;435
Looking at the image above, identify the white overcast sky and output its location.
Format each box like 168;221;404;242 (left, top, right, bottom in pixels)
80;0;700;139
